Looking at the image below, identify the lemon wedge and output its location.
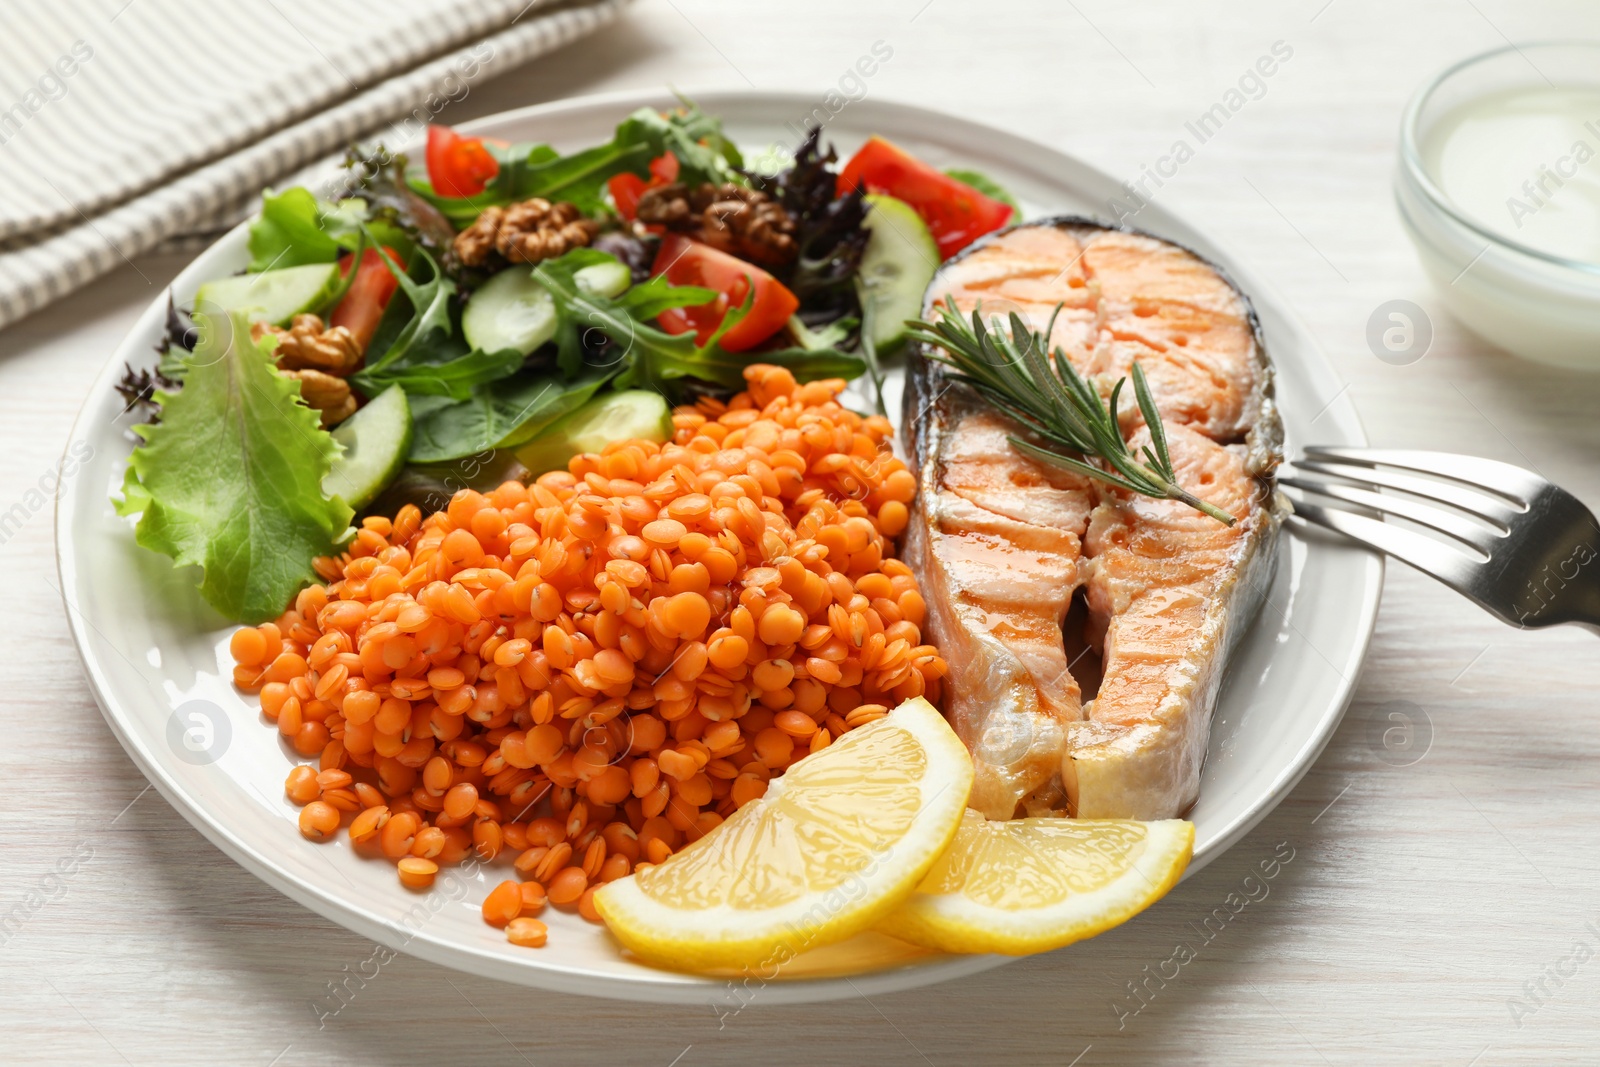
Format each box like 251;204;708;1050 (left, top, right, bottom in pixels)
875;810;1193;955
594;697;973;972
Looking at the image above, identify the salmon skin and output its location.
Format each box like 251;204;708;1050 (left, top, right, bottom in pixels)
903;216;1285;820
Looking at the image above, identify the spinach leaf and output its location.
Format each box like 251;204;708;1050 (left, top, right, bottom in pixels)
351;341;523;401
407;367;613;463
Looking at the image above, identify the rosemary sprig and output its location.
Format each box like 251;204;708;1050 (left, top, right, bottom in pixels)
903;303;1237;525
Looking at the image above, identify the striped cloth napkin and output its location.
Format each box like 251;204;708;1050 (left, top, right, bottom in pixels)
0;0;632;330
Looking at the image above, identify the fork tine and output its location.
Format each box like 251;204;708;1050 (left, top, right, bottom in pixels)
1290;458;1525;528
1300;446;1545;505
1286;501;1483;594
1278;474;1502;556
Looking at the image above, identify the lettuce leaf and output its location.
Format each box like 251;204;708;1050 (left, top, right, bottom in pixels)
248;188;356;272
114;310;353;623
247;187;415;274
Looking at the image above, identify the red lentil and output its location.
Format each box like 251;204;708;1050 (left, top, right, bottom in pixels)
506;917;548;948
482;880;523;927
298;801;339;840
397;857;438;889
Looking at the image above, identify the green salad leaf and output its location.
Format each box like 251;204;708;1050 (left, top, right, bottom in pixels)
341;227;535;402
355;234;457;375
246;187;417;274
114;310;353;623
351;343;523;401
945;167;1022;218
530;252;865;394
615;274;719;321
612;100;744;186
413;99;747;226
408;366;613;463
248;188;344;272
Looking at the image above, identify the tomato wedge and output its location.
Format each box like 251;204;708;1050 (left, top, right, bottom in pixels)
331;246;407;353
425;125;500;198
838;136;1013;258
651;234;797;353
609;153;680;220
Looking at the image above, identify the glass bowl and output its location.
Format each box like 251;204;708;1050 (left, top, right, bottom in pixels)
1396;41;1600;369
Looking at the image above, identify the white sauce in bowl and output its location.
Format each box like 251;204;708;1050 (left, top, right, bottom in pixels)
1423;87;1600;265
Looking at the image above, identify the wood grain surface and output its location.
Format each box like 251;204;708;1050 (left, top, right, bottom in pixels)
4;1;1600;1063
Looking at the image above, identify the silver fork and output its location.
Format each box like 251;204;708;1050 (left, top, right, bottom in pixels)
1280;446;1600;631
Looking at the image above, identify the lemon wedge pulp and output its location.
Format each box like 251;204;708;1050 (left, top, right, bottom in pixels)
594;697;973;972
875;810;1193;955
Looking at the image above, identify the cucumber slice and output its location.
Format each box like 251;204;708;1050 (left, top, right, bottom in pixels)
194;262;342;327
462;267;557;357
462;260;632;358
513;390;672;476
323;385;412;510
856;194;940;352
575;260;632;299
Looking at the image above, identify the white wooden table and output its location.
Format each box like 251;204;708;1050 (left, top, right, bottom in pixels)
5;1;1600;1063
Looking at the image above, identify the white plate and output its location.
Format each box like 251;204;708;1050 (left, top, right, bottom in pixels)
56;89;1381;1005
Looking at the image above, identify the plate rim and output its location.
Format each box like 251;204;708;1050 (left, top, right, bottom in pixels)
55;86;1382;1004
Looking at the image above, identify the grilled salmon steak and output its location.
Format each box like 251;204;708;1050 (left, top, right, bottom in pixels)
904;218;1284;820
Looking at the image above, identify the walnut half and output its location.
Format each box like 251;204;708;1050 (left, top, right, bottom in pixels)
251;315;362;426
281;368;356;427
453;198;600;268
636;182;797;267
252;314;363;377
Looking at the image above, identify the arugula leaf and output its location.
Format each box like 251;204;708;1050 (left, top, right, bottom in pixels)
114;310;353;623
945;167;1022;217
611;100;744;186
408;366;614;463
530;256;704;391
530;253;865;394
356;230;457;374
617;275;719;321
495;140;648;216
412;99;747;226
342;226;533;402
